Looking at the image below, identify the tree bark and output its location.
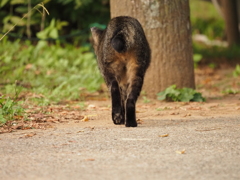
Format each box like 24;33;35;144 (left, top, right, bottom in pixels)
212;0;224;18
110;0;195;98
221;0;240;46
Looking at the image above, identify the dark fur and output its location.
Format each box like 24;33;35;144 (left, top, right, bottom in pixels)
91;16;151;127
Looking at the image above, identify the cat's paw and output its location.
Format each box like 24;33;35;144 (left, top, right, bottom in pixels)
125;120;137;127
112;112;124;125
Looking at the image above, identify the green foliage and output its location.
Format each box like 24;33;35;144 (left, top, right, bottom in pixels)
233;64;240;77
0;39;103;103
190;1;240;62
208;63;216;69
36;19;68;39
193;53;202;68
1;1;47;31
0;86;25;124
222;89;239;95
142;96;150;103
193;43;240;60
0;0;110;43
157;85;205;102
190;0;225;40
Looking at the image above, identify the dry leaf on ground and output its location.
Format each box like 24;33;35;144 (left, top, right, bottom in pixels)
24;133;36;138
176;149;186;154
81;116;89;122
85;158;95;161
159;134;169;137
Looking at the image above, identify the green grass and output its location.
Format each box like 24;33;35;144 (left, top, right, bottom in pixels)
0;84;25;124
0;38;103;103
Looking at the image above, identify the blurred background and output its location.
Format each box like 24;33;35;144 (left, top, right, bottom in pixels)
0;0;240;103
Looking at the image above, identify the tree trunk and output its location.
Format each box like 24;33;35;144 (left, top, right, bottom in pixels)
237;0;240;27
212;0;224;18
110;0;195;98
221;0;240;46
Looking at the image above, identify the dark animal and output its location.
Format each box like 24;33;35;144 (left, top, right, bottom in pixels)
91;16;151;127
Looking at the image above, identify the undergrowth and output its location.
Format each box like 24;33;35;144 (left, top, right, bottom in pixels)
0;84;25;124
190;0;224;40
233;64;240;77
157;85;205;102
0;39;103;103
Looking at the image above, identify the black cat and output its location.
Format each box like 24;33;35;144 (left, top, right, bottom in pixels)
91;16;151;127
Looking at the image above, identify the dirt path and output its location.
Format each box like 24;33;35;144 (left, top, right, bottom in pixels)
1;66;240;179
1;95;240;180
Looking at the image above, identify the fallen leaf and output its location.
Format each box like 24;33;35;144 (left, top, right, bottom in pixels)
77;130;84;133
85;158;95;161
187;107;202;110
164;106;172;110
176;149;185;154
137;119;144;124
25;133;36;138
183;113;191;117
13;115;24;120
25;64;32;70
170;112;179;115
159;134;169;137
68;140;76;143
81;116;89;122
87;104;96;109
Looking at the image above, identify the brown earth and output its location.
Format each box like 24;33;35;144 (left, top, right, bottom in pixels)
1;65;240;133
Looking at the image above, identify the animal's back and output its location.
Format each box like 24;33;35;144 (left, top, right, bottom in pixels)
103;16;151;68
